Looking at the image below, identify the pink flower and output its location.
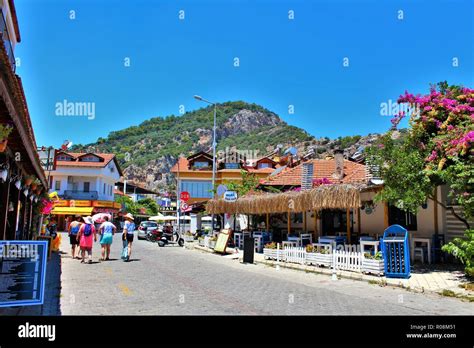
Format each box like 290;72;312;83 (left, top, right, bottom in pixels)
447;125;454;131
427;150;438;162
313;178;332;187
424;106;432;111
397;90;415;104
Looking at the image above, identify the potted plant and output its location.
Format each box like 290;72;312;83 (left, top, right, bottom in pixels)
184;231;194;242
305;244;318;265
198;236;205;247
24;175;34;186
0;124;13;152
311;245;332;267
35;185;43;195
361;251;385;275
30;178;40;191
209;235;217;249
263;242;284;261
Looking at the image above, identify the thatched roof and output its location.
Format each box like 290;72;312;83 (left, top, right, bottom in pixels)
206;184;363;214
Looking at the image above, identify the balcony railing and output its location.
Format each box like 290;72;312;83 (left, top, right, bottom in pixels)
0;10;15;72
63;190;99;200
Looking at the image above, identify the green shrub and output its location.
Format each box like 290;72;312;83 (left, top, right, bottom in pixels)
442;229;474;278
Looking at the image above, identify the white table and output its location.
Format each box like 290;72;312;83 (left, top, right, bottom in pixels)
282;241;298;248
360;240;380;255
233;232;243;249
319;236;337;250
410;237;431;264
287;236;300;246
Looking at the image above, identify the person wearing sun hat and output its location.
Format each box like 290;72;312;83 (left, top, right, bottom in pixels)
76;216;97;264
122;213;135;262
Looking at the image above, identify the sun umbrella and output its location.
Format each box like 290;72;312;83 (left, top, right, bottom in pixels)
149;213;165;221
163;215;177;221
92;213;112;224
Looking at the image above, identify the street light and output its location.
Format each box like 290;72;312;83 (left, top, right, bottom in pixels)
194;95;217;231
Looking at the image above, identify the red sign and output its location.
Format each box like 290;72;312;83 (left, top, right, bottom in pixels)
180;191;190;202
181;203;191;213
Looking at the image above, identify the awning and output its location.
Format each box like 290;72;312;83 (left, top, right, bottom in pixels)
206;184;365;214
51;207;94;215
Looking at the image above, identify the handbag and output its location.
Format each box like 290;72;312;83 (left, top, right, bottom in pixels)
121;238;128;260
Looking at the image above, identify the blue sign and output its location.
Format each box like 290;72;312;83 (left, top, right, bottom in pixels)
224;191;238;202
0;241;48;307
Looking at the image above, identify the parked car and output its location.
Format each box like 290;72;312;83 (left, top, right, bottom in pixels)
137;221;160;240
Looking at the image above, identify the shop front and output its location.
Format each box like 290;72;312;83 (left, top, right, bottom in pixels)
50;199;121;231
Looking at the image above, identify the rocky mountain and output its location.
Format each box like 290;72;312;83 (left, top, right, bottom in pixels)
71;101;381;193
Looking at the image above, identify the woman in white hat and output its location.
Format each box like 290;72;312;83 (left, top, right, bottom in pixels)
76;216;97;264
122;213;135;262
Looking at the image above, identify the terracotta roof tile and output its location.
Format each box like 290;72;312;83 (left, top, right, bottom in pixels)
262;159;367;186
171;156;278;175
56;152;117;169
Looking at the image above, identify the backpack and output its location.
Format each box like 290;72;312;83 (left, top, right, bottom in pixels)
70;223;80;235
83;224;92;237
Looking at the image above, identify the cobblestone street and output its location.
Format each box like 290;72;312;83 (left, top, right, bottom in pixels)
58;232;473;315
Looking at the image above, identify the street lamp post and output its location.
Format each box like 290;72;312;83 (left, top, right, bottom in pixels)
194;95;217;232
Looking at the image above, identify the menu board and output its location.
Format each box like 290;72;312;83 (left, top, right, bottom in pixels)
214;229;231;253
0;241;48;307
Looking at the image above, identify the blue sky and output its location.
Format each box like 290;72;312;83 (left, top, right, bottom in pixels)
15;0;474;148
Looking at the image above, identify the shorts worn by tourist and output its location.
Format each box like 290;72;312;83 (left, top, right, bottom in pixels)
100;233;113;245
70;235;79;245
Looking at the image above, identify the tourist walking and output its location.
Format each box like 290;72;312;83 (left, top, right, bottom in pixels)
77;216;97;264
68;215;82;259
122;213;135;262
99;215;116;261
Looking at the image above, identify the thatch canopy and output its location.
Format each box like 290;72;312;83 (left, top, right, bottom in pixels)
206;184;363;214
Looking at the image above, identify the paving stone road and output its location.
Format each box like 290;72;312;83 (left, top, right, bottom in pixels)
59;232;474;315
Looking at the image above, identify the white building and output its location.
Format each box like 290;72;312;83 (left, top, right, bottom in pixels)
49;152;122;202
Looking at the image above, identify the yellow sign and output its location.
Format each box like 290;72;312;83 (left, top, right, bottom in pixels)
55;200;69;207
92;201;116;208
214;229;231;254
69;200;91;207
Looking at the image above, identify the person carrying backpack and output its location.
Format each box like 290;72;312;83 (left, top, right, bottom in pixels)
77;216;97;264
68;215;83;259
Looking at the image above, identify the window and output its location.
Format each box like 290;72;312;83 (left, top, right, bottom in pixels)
103;183;106;194
109;185;112;196
80;155;101;162
83;182;90;192
224;163;240;169
180;181;212;198
193;161;210;168
57;155;72;161
55;180;61;191
258;162;271;169
389;205;417;230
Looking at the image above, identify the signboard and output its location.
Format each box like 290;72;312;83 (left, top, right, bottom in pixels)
214;229;231;253
181;202;191;213
55;200;69;207
180;191;190;202
92;201;116;208
224;191;238;202
158;206;176;212
73;200;91;207
0;241;48;307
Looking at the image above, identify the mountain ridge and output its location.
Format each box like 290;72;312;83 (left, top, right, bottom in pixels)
71;101;380;192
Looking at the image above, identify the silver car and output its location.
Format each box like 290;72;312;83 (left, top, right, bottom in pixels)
137;221;159;240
